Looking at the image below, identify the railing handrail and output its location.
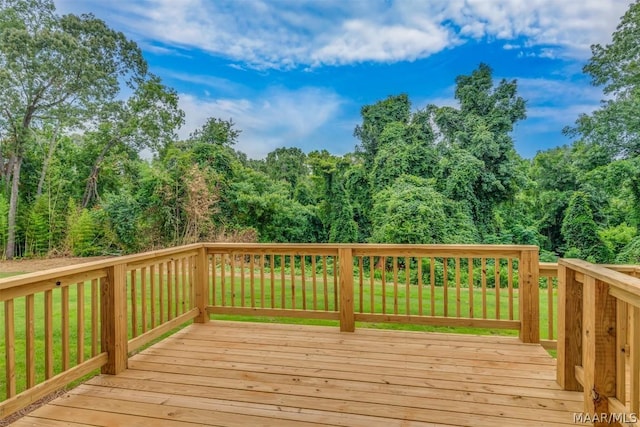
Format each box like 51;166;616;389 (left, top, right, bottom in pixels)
203;243;539;250
539;261;640;278
559;258;640;300
0;243;203;291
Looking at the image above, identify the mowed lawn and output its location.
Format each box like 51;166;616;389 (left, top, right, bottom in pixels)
0;268;556;400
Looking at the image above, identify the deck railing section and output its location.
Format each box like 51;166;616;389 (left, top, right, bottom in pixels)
125;248;200;353
539;262;640;351
0;243;203;419
203;244;540;342
206;245;340;322
557;259;640;425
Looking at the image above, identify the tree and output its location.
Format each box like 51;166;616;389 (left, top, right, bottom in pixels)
354;94;411;167
371;176;477;244
308;150;358;242
561;191;611;262
0;0;150;258
567;1;640;158
430;63;526;237
81;75;183;207
264;147;309;191
229;167;319;243
188;117;240;146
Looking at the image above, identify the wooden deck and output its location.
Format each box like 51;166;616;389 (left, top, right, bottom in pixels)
10;321;582;427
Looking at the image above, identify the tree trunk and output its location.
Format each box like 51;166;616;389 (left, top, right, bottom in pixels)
6;156;22;260
82;140;115;208
36;129;59;197
4;154;15;194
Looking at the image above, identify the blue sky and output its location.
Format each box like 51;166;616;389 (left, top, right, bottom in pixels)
54;0;632;159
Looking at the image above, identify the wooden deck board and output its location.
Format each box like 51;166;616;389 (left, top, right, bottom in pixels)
11;321;582;426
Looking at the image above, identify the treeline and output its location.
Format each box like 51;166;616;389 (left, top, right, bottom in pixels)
1;0;639;263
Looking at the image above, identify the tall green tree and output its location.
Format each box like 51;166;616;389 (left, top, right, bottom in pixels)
81;75;183;207
353;94;411;168
264;147;309;192
308;150;357;243
431;63;526;237
0;0;150;258
561;191;611;262
371;176;477;244
568;1;640;158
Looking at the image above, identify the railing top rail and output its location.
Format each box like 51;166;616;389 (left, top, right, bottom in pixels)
0;242;540;292
0;243;203;291
203;242;538;252
559;258;640;301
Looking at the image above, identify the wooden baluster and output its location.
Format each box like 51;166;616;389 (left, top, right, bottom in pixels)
5;300;15;398
77;282;85;364
26;294;35;388
62;285;69;370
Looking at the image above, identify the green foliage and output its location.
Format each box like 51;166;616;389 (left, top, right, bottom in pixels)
188;117;240;146
617;236;640;263
371;176;477;244
561;192;611;262
264;147;309;191
65;201;99;256
24;195;50;256
101;191;140;253
354;94;411;167
430;63;526;237
229;168;320;243
600;223;637;257
567;2;640;158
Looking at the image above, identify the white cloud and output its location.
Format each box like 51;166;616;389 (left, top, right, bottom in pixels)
177;87;344;158
156;69;245;95
54;0;632;68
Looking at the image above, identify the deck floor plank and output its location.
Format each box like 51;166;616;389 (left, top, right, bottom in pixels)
11;321;582;426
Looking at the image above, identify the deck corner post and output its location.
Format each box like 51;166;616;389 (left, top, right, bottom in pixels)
194;246;209;323
557;262;583;391
339;248;355;332
582;275;616;418
519;248;539;343
101;263;128;375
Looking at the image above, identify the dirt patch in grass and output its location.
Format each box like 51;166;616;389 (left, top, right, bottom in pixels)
0;256;115;274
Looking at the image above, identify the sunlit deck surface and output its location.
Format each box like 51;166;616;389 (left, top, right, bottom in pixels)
11;321;582;427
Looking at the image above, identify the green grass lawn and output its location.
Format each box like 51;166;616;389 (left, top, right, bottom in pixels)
211;268;556;339
0;266;556;401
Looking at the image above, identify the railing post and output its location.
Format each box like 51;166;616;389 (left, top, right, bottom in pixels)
582;275;616;419
339;248;355;332
519;248;539;343
194;246;209;323
101;263;128;375
557;263;583;391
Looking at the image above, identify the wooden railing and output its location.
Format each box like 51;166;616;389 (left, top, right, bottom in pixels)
539;262;640;351
0;242;559;419
557;259;640;426
204;244;541;342
0;243;205;419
